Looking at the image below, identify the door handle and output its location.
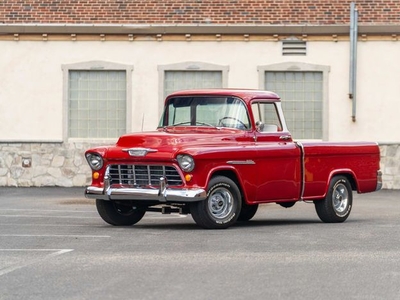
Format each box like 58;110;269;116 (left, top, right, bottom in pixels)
279;135;292;141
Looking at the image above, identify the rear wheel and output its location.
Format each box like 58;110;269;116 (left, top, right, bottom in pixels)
190;176;241;229
96;200;146;226
314;176;353;223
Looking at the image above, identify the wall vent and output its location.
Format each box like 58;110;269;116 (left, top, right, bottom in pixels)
282;38;307;56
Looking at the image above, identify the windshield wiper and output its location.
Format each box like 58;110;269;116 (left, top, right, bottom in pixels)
171;121;216;127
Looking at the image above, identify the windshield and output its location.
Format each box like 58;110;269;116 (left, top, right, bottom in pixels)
159;96;250;130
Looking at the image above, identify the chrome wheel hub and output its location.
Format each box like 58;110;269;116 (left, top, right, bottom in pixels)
208;188;233;219
333;183;349;214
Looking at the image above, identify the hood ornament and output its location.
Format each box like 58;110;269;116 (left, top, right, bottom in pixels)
122;148;158;157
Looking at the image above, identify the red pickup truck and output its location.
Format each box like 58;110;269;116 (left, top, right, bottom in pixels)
85;89;382;229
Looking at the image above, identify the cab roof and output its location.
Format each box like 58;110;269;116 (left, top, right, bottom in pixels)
166;89;281;103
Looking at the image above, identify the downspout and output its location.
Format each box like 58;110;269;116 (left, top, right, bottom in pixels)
349;2;358;122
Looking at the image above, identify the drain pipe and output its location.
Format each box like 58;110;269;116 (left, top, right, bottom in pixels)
349;2;358;122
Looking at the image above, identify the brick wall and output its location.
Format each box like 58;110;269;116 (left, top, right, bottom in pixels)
1;0;400;25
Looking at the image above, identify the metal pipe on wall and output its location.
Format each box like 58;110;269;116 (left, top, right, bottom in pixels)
349;2;358;122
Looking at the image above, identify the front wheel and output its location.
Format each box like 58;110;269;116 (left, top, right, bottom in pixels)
314;176;353;223
190;176;242;229
96;200;146;226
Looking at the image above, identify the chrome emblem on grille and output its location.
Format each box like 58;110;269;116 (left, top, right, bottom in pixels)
122;148;158;157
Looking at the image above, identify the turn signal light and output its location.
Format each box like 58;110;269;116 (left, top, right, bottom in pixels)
93;172;100;180
185;174;193;182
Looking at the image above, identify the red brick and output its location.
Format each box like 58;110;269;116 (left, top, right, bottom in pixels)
0;0;399;25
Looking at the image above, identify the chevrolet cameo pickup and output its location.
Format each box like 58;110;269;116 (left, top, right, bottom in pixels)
85;89;382;229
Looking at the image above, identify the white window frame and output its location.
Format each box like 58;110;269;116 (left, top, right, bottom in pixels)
157;61;229;117
258;62;330;141
62;61;133;142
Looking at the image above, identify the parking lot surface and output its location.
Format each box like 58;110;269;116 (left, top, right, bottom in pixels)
0;187;400;299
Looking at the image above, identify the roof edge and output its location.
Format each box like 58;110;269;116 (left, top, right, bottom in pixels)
1;23;400;35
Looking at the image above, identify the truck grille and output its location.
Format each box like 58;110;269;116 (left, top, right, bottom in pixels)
108;164;183;186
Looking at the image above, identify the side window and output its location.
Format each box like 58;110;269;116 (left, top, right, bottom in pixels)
251;102;282;132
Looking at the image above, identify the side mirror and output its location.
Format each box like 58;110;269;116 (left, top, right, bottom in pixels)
255;121;264;132
256;121;278;132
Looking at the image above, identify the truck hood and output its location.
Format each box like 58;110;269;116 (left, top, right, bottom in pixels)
103;127;250;161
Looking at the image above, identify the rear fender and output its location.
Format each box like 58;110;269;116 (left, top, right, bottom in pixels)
324;170;358;196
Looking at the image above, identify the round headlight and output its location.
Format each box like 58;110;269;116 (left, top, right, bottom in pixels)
85;153;104;170
177;154;195;172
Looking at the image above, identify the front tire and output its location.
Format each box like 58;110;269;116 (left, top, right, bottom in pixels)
190;176;242;229
314;176;353;223
96;200;146;226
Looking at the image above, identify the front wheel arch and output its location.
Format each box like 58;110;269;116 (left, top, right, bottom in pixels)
208;168;249;203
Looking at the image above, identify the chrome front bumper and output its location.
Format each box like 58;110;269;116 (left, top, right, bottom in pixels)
85;177;207;203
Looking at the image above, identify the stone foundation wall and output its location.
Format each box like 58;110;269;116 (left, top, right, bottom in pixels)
379;144;400;189
0;142;399;189
0;142;99;187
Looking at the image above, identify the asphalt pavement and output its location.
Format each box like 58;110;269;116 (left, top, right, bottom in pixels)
0;187;399;300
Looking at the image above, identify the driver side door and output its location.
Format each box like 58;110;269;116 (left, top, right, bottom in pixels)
251;101;301;202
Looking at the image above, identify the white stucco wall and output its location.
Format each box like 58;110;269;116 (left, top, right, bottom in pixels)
0;39;399;143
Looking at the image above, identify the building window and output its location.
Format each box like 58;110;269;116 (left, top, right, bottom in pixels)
68;70;126;138
62;61;133;140
265;71;322;139
258;62;330;140
158;62;229;114
164;71;222;98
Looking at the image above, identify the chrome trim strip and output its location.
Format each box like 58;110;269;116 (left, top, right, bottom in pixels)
295;141;305;200
122;147;158;157
104;166;111;191
226;160;255;165
376;170;383;191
